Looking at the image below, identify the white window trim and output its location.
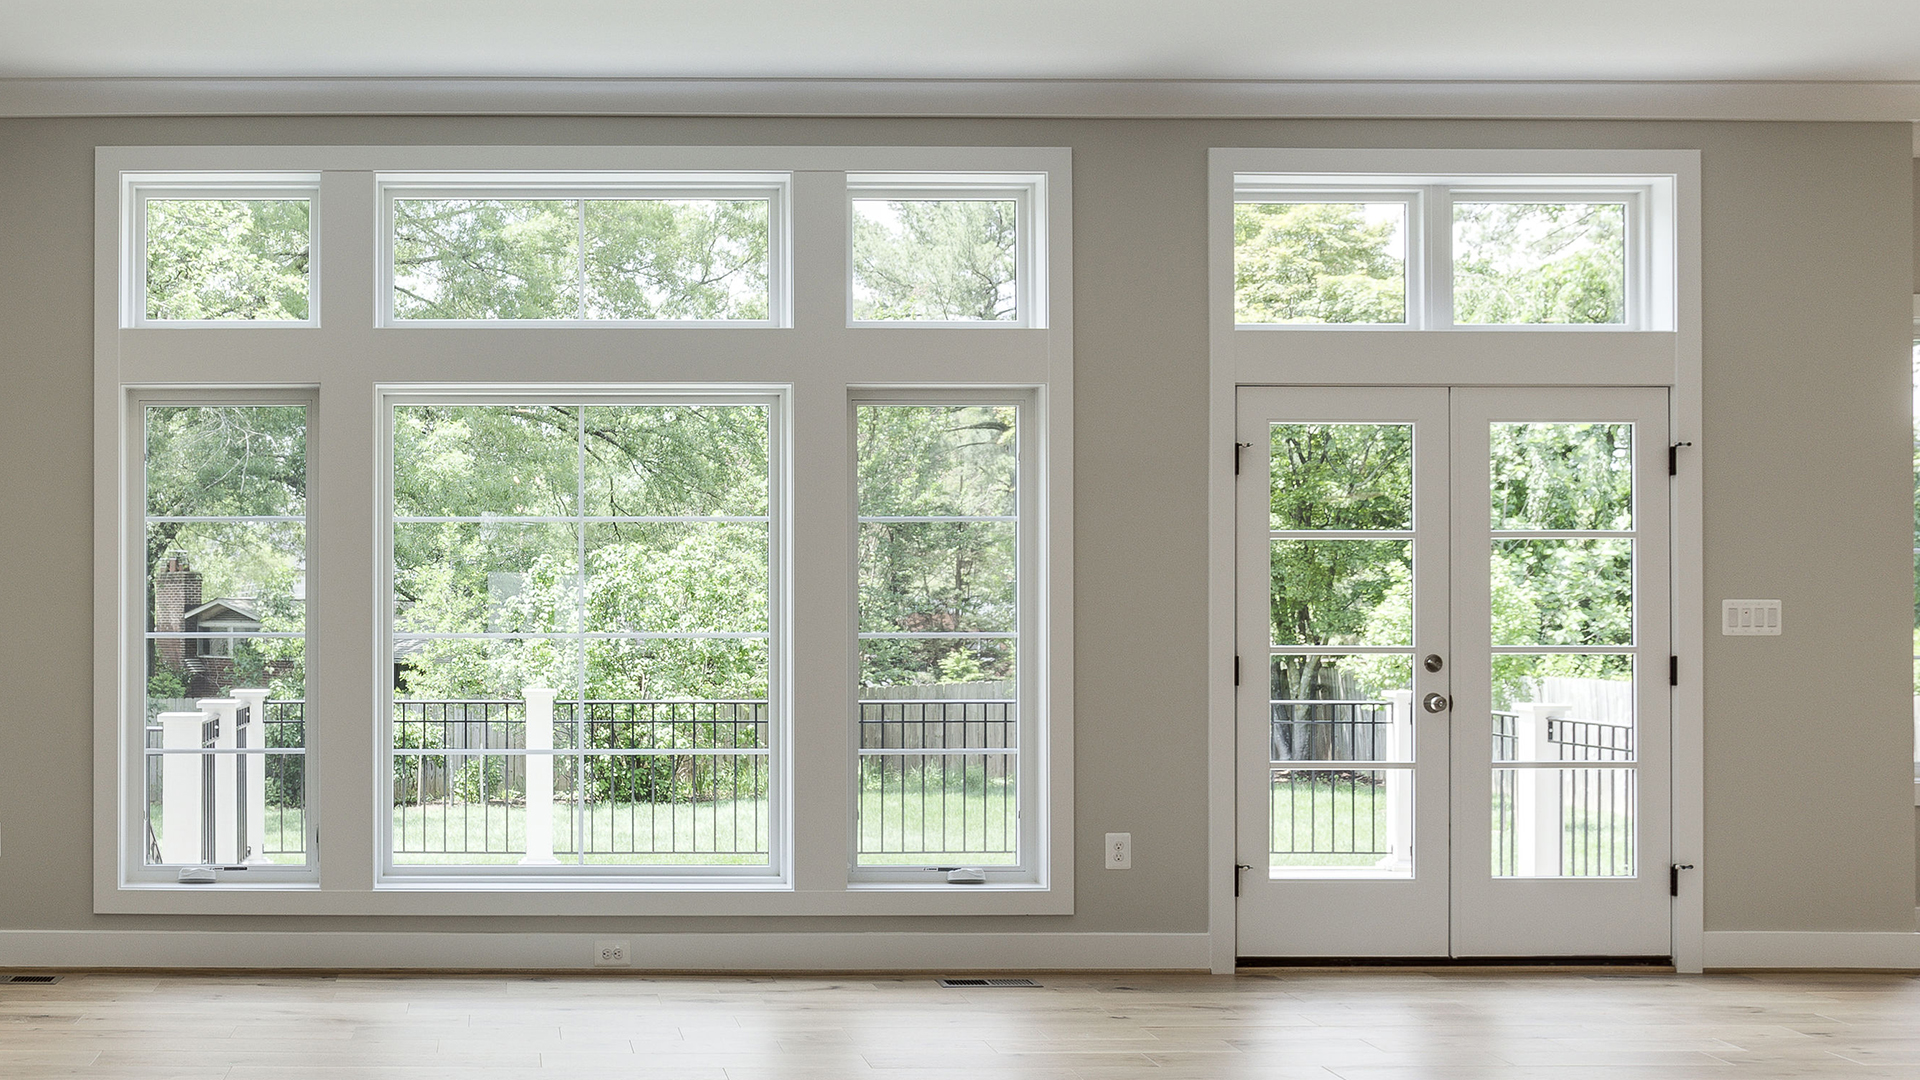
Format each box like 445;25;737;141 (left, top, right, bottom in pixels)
122;173;322;329
846;173;1047;329
1205;147;1703;971
94;144;1074;917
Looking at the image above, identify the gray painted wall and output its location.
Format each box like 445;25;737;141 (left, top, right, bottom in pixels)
0;116;1910;941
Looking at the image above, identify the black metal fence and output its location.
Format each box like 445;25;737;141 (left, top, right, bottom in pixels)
856;699;1017;862
1492;710;1635;877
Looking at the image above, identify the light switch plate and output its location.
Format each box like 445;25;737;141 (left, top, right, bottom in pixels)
1722;599;1781;636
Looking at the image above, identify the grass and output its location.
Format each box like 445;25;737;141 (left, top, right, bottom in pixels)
390;798;773;866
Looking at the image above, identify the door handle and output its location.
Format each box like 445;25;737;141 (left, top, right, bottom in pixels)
1422;693;1450;714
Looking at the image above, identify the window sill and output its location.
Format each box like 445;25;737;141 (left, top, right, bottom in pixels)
97;880;1069;917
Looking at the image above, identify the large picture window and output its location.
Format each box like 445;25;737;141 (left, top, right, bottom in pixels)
98;146;1071;914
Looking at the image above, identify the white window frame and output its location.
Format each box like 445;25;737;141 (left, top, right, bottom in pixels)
847;387;1047;886
846;173;1047;329
1206;147;1702;971
376;173;792;328
377;385;791;885
122;173;321;329
119;386;318;886
1233;168;1673;333
94;145;1073;917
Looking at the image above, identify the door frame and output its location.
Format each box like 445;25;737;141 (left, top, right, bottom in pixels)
1205;147;1704;973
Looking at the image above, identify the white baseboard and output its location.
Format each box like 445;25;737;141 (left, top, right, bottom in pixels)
1704;931;1920;969
0;930;1209;972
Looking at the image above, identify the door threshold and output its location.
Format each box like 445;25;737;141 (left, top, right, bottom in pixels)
1237;955;1672;969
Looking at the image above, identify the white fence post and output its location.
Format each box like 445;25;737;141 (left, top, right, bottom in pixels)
1514;701;1569;877
1382;690;1414;873
159;711;208;865
233;688;270;864
520;687;559;866
197;698;241;863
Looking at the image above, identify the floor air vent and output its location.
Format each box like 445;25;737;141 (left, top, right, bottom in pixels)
937;978;1040;988
2;975;60;985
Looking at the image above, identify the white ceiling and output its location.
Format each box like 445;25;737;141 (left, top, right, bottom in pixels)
4;0;1920;82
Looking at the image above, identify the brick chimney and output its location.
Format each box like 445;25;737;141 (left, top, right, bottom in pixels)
154;554;202;671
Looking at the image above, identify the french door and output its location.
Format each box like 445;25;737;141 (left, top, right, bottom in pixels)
1235;386;1671;959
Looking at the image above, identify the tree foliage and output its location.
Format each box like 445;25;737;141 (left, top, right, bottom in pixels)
391;198;769;321
857;405;1018;687
852;201;1017;321
1234;203;1405;325
1453;203;1624;325
145;199;309;321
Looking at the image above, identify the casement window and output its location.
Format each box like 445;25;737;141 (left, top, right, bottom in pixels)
96;147;1072;915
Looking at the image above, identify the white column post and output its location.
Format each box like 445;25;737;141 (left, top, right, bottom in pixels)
197;698;241;863
233;688;271;864
520;687;559;866
1381;690;1414;872
1514;701;1569;877
159;711;208;865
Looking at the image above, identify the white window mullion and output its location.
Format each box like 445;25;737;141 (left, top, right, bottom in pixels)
1426;185;1453;330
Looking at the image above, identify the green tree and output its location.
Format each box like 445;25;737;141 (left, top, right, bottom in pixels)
853;201;1017;321
1234;203;1405;325
1453;203;1624;325
145;199;310;321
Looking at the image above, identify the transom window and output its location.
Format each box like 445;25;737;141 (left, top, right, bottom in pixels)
1233;174;1670;331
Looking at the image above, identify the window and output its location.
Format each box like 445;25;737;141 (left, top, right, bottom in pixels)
1232;170;1671;331
136;396;310;876
126;175;319;327
385;394;778;876
854;396;1037;875
98;147;1071;915
380;175;787;325
848;175;1046;327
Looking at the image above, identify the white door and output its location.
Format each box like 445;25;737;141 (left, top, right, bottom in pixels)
1236;386;1671;959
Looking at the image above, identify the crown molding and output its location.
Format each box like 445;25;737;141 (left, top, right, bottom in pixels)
5;76;1920;122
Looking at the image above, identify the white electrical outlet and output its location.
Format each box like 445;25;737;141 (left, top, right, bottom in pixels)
594;939;631;967
1104;832;1132;870
1722;599;1782;636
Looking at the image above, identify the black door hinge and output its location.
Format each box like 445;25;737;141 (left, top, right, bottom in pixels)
1234;863;1252;897
1234;655;1241;686
1668;441;1692;477
1669;656;1678;686
1234;441;1251;475
1670;862;1695;896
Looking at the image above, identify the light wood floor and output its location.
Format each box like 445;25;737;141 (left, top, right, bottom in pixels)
5;968;1920;1078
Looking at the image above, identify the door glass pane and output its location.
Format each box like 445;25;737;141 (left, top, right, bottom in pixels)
1271;540;1411;646
1492;539;1632;646
1491;422;1633;530
1453;202;1626;325
1271;769;1412;873
1235;203;1407;325
1490;654;1635;878
1270;423;1413;530
1269;655;1413;763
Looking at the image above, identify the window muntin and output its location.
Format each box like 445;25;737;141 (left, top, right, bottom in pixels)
386;396;779;875
141;401;310;872
847;176;1044;328
1232;176;1657;331
1234;200;1411;325
380;177;787;326
129;178;319;327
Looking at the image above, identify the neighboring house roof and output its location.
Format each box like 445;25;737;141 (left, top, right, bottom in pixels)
183;598;260;625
